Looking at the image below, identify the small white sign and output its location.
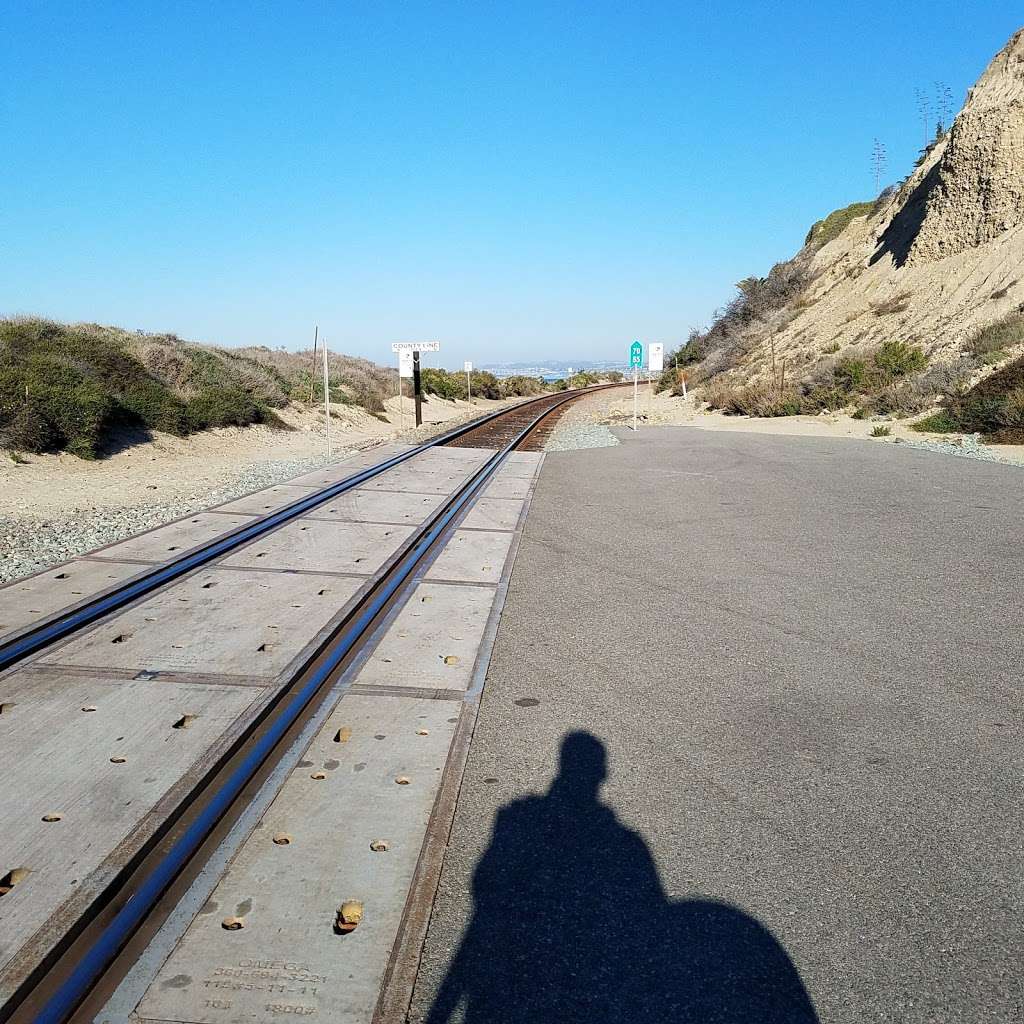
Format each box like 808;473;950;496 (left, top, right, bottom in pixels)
391;341;441;352
464;361;473;372
649;343;664;374
399;348;414;378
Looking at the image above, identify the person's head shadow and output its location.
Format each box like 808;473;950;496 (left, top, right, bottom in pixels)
426;731;819;1024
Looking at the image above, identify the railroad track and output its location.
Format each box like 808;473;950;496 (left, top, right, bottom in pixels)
0;381;628;1024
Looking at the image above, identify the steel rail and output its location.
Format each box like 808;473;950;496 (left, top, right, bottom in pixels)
4;385;593;1024
0;384;619;674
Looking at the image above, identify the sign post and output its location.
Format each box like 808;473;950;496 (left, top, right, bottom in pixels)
464;361;473;404
397;349;414;429
392;342;441;430
413;352;422;426
648;343;664;419
629;340;643;431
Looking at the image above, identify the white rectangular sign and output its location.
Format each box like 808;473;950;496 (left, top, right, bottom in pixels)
399;348;414;378
649;343;664;374
463;361;473;372
391;341;440;352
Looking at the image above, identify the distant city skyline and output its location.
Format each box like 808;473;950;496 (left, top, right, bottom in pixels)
3;2;1021;366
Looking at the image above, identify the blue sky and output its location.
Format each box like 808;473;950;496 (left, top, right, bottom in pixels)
2;2;1020;367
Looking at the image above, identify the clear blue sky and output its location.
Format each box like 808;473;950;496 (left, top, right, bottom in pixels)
2;2;1020;367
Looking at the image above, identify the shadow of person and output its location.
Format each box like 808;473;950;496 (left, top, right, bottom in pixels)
426;731;818;1024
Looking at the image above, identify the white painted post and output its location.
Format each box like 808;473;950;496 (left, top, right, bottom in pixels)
322;338;332;458
633;367;638;431
464;360;473;405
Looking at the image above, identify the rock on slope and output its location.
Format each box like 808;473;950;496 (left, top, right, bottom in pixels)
730;28;1024;384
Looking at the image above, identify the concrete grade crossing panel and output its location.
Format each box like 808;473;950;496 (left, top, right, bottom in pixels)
211;485;320;516
89;514;255;564
302;489;448;525
424;530;515;585
0;672;265;994
478;473;532;500
353;582;495;692
0;561;150;644
487;456;542;478
460;497;525;532
220;520;416;575
136;695;459;1024
284;445;415;488
37;569;364;680
359;466;475;496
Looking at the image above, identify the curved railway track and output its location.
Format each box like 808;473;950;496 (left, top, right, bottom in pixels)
0;381;629;1024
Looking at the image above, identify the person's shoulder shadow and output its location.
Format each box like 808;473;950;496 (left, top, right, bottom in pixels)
425;731;819;1024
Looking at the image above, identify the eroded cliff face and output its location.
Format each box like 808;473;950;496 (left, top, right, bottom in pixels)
904;29;1024;265
722;29;1024;387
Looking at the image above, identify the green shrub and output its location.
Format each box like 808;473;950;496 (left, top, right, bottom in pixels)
911;411;960;433
873;340;927;377
869;424;891;437
566;371;601;389
500;375;549;397
833;358;868;391
183;387;266;431
910;355;1024;442
804;201;874;249
0;317;297;458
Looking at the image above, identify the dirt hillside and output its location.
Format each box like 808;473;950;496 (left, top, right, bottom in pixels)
689;28;1024;414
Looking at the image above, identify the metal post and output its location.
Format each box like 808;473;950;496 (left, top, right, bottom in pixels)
413;350;423;427
633;368;638;431
466;368;471;405
322;338;332;457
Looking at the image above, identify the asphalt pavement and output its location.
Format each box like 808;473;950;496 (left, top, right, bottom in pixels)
409;427;1023;1023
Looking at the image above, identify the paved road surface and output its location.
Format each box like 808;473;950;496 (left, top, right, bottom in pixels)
409;427;1022;1023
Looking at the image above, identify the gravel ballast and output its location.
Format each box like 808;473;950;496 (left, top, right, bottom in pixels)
544;423;621;452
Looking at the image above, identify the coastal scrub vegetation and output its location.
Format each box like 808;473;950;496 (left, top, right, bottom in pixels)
0;318;393;458
911;353;1024;442
701;340;931;419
